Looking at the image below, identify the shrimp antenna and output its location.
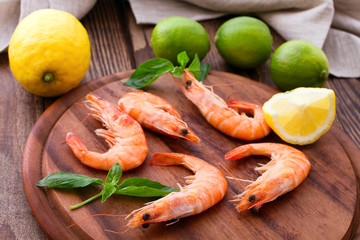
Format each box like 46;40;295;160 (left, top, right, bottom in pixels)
74;102;87;108
67;213;132;229
207;82;243;88
225;84;245;101
104;227;131;235
72;110;94;133
61;101;94;144
206;82;244;101
218;162;246;190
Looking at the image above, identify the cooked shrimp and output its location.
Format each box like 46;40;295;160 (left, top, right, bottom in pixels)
66;94;148;171
118;92;200;142
174;69;271;141
127;152;228;228
225;143;310;213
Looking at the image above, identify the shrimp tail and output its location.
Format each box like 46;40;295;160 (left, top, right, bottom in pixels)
225;145;253;161
66;132;87;160
150;152;184;166
226;99;257;113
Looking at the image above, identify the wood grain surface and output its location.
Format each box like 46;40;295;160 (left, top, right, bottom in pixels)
23;71;358;239
0;0;359;239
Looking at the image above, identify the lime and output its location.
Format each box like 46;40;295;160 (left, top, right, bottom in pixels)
9;9;91;97
270;40;329;91
263;87;336;145
215;16;273;68
151;17;210;65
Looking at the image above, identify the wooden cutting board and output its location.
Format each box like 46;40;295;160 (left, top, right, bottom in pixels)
23;71;359;240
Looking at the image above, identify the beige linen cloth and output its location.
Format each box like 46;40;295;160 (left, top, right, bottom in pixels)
128;0;360;78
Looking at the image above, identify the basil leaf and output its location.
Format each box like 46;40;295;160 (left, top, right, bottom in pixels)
101;184;117;203
36;172;103;188
117;177;179;197
188;53;201;81
177;51;190;68
116;186;177;197
105;163;122;185
171;66;184;78
123;58;174;88
199;63;210;82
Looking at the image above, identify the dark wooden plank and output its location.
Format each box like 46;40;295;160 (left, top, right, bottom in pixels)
81;0;134;80
0;0;135;239
0;53;48;239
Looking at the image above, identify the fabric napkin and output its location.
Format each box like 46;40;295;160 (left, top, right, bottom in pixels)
0;0;96;53
128;0;360;78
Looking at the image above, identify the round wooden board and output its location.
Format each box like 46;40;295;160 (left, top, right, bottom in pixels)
23;71;359;240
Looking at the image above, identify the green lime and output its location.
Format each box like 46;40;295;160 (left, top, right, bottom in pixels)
270;40;329;91
151;17;210;65
215;16;273;69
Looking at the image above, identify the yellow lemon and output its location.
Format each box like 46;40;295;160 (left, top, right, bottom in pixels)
9;9;91;97
263;88;336;145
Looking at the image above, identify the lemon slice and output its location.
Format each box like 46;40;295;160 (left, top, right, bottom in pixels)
263;87;336;145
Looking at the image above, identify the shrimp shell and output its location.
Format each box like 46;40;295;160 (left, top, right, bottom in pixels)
118;92;200;142
225;143;310;212
174;70;271;141
127;152;228;228
66;94;148;171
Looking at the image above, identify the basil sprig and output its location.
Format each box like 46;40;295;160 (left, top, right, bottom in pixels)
123;51;210;89
36;163;178;210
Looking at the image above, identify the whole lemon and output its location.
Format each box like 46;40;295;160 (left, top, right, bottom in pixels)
151;17;210;65
215;16;273;69
270;40;329;91
9;9;91;97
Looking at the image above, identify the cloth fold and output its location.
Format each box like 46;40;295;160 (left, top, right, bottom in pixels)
128;0;360;78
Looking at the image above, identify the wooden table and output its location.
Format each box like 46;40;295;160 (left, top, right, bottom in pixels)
1;0;359;239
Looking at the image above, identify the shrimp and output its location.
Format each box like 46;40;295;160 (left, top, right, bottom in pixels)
66;94;148;171
174;69;271;141
127;152;228;228
225;143;310;213
118;92;200;142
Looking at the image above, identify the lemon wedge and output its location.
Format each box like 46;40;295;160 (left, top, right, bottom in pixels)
263;87;336;145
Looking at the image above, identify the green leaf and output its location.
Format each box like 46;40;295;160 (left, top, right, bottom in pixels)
171;66;184;78
116;177;179;197
199;63;210;82
102;163;122;203
188;54;209;82
105;163;122;185
177;51;190;69
36;172;103;188
188;53;201;80
123;58;174;88
116;186;177;197
101;185;117;203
